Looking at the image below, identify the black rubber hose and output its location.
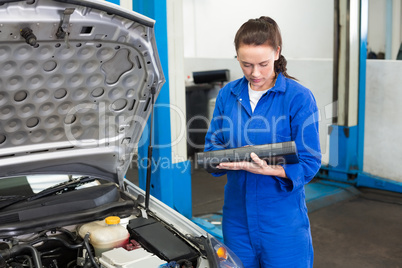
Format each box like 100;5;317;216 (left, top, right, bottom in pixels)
83;233;99;268
0;244;42;268
30;236;83;249
16;255;34;268
57;227;79;241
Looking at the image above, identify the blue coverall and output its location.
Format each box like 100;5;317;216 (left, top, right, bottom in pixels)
204;73;321;267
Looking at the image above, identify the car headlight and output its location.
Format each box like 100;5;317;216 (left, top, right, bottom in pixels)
208;235;244;268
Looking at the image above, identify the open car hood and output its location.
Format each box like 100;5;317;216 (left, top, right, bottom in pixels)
0;0;165;185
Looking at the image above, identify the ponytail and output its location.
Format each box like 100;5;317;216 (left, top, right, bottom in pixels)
275;54;297;80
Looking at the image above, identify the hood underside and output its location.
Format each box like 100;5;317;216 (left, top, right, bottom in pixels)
0;0;165;184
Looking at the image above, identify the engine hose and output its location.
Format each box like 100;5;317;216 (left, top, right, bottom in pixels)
83;233;99;268
0;244;42;268
30;236;84;249
16;255;34;267
57;227;79;241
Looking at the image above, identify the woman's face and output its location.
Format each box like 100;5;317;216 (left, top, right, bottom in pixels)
237;44;280;91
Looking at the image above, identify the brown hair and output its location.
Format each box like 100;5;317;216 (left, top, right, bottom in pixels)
234;16;296;80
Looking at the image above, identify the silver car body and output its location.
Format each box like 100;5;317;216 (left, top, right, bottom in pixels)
0;0;243;267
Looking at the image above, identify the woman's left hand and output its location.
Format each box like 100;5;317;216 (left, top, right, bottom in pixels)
217;152;287;178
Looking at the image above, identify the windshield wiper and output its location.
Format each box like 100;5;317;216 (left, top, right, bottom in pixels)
27;176;96;201
0;176;96;210
0;195;26;210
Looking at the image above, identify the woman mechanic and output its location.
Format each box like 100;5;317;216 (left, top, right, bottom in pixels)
204;17;321;267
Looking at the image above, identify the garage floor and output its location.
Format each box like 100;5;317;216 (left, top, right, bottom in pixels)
191;169;402;268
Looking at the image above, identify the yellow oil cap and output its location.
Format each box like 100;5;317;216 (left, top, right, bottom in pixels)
105;216;121;225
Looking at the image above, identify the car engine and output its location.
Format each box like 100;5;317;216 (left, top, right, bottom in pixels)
0;180;201;268
0;217;197;268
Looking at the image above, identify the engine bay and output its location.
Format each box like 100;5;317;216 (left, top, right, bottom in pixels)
0;218;199;267
0;178;202;268
0;217;199;268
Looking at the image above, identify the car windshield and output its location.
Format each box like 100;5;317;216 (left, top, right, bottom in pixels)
0;175;99;198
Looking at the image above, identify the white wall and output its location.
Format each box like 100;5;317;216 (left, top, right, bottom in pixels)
183;0;402;60
364;60;402;182
368;0;402;59
368;0;387;54
182;0;334;59
119;0;132;11
167;0;188;163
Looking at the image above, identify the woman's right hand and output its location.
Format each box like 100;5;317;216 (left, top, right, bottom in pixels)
217;152;288;178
